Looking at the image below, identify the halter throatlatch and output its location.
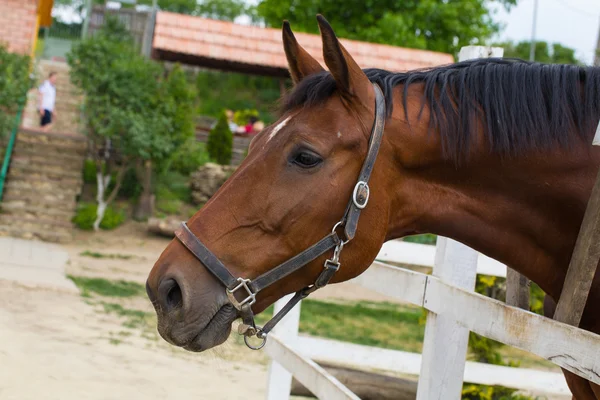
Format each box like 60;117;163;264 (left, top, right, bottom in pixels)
174;83;386;350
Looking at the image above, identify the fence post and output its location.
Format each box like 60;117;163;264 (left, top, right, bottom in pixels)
265;294;301;400
416;46;504;400
416;238;479;399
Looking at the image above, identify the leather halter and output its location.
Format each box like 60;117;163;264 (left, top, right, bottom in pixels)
175;83;386;350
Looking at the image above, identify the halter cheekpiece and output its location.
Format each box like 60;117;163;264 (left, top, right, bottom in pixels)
174;83;386;350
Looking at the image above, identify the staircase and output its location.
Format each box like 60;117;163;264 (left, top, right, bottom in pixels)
0;129;86;243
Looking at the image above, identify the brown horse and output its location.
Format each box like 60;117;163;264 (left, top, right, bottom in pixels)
146;16;600;399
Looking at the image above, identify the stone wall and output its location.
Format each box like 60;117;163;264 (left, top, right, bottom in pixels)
0;0;37;56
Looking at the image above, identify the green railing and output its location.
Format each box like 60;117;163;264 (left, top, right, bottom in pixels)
0;104;25;202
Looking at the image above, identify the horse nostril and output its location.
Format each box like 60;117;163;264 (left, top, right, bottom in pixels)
166;282;183;310
158;278;184;312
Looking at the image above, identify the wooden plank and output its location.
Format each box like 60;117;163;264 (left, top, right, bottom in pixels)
294;336;571;395
265;294;301;400
350;261;428;306
506;267;531;309
264;335;360;400
554;120;600;326
416;237;479;400
291;363;418;400
375;240;507;277
424;276;600;385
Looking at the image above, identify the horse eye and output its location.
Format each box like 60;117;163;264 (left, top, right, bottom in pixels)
292;151;322;168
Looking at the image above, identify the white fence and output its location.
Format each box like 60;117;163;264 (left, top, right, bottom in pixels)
262;238;600;399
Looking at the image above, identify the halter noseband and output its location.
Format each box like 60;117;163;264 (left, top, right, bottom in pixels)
174;83;386;350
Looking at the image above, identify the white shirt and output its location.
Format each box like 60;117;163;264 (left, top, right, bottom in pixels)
39;80;56;112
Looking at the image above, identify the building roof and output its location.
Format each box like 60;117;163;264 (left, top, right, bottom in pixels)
152;11;455;77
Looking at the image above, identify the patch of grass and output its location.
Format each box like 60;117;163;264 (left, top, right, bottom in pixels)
69;276;146;298
109;338;122;345
102;302;156;331
403;234;437;245
257;299;425;353
79;250;133;260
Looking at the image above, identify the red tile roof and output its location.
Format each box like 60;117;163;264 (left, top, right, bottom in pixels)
152;12;455;77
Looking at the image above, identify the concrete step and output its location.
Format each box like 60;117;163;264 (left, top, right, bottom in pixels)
16;130;87;154
2;188;78;210
0;214;74;230
7;166;84;185
10;152;84;169
0;201;76;220
0;223;73;243
3;179;82;196
9;158;83;180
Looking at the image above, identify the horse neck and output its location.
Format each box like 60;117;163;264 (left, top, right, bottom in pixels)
382;93;600;300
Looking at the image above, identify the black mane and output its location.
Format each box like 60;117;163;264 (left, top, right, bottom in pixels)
282;58;600;161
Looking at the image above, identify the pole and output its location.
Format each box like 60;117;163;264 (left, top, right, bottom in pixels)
594;15;600;67
81;0;93;39
529;0;539;62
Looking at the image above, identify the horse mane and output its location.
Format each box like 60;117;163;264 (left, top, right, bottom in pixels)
281;58;600;162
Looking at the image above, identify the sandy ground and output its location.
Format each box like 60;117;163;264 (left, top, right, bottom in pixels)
0;222;401;400
0;221;568;399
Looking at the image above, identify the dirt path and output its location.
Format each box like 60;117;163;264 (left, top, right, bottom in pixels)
0;279;271;400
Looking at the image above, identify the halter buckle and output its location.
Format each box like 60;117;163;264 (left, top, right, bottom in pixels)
352;181;370;209
226;278;256;310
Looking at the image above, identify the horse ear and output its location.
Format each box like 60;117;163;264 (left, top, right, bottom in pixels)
316;15;372;104
282;20;324;85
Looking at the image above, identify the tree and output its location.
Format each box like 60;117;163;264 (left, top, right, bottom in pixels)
68;18;195;228
197;0;247;20
207;111;233;165
494;40;583;65
255;0;517;55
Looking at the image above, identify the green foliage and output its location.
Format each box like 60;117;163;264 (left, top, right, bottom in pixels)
403;234;437;245
196;69;281;124
68;19;194;164
82;159;142;199
207;111;233;165
0;44;31;136
233;109;259;126
255;0;517;55
462;384;538;400
72;202;125;230
196;0;248;20
166;138;210;175
495;40;583;65
155;171;192;215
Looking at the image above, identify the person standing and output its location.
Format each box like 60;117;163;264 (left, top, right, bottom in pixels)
38;71;58;132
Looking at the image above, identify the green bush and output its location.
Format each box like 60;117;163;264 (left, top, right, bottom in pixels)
207;111;233;165
167;138;210;175
462;384;537;400
0;44;31;136
72;203;125;230
233;109;259;126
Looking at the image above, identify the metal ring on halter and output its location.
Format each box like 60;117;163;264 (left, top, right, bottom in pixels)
244;328;267;350
331;221;350;245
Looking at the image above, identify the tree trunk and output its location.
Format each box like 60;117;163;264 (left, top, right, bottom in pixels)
134;159;155;221
290;363;417;400
93;170;111;231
